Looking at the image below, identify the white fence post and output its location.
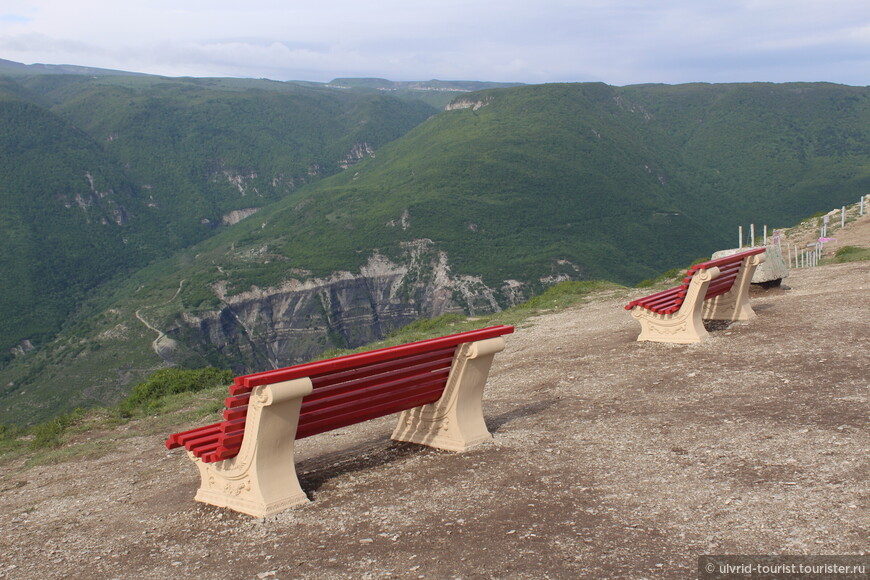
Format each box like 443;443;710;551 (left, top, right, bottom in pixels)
738;226;743;249
842;206;846;228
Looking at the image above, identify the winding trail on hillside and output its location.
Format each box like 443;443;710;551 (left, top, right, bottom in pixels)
134;279;185;358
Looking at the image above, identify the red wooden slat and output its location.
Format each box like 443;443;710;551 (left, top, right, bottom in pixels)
223;406;248;421
625;286;680;310
166;423;220;449
301;367;451;415
309;347;454;388
201;451;220;463
225;392;251;409
299;374;447;425
297;381;447;440
716;260;745;271
237;325;513;389
189;439;221;458
228;347;456;397
220;417;246;434
693;248;764;272
640;288;688;314
219;432;244;448
638;288;680;305
705;275;738;294
172;424;222;447
304;355;453;403
642;289;682;308
213;444;242;462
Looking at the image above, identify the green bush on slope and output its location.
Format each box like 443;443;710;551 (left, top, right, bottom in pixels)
119;367;234;416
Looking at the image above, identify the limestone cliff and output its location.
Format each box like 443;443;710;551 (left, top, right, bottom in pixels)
165;239;533;371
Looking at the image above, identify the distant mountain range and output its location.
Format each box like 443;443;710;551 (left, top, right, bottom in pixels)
1;59;868;424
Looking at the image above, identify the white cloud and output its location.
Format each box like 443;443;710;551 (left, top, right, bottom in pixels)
2;0;870;85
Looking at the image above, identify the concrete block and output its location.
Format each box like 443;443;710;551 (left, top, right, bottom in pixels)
712;245;789;284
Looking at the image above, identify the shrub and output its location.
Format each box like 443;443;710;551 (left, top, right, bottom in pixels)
28;408;86;449
387;313;468;338
119;367;233;416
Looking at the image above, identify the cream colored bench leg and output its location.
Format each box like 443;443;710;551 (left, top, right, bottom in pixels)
391;336;506;451
191;378;313;517
703;253;766;321
630;266;720;344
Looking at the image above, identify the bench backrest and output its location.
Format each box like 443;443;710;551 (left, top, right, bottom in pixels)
625;247;766;315
167;325;514;463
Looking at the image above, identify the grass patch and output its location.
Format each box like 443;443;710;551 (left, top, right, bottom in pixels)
0;367;234;468
118;367;234;418
24;439;118;468
827;245;870;263
29;408;88;450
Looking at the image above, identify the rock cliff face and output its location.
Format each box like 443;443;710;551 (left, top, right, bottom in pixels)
166;239;532;372
444;97;493;111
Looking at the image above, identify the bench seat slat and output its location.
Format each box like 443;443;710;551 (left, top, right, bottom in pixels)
166;426;207;449
166;424;222;449
220;417;246;434
199;451;222;463
202;356;456;462
188;439;221;456
304;355;454;403
225;393;251;408
218;432;244;448
213;445;241;461
296;379;447;440
223;406;248;421
309;348;454;389
301;367;451;414
704;276;739;298
692;247;764;272
236;325;513;389
632;285;690;314
228;347;456;397
641;287;686;307
625;286;681;310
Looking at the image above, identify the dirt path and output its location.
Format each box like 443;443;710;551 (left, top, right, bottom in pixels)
1;247;867;579
134;280;185;359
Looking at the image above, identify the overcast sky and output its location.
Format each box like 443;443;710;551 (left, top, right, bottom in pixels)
2;0;870;86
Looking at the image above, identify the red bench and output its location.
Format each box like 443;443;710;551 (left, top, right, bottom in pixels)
167;325;514;516
624;247;766;343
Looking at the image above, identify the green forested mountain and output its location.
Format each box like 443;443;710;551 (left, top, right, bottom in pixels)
2;73;870;425
0;92;146;356
189;81;870;286
0;71;438;361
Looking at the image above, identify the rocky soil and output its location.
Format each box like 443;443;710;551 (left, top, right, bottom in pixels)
0;215;867;580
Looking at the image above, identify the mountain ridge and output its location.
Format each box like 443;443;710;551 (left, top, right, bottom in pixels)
3;70;870;424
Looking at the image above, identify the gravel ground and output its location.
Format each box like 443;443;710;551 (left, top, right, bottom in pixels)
0;220;867;580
